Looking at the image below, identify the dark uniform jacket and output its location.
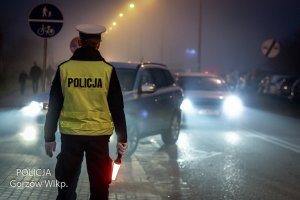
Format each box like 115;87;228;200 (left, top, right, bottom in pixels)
44;47;127;143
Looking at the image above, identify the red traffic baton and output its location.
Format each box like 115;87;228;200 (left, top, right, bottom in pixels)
112;153;122;181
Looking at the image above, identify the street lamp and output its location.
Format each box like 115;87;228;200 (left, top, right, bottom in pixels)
129;3;135;9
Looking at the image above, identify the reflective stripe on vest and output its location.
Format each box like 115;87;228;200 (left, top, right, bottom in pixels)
59;60;114;136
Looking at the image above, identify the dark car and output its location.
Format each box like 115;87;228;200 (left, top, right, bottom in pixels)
289;77;300;103
112;62;183;156
279;76;299;98
175;72;243;125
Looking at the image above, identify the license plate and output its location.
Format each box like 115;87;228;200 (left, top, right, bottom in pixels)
198;109;220;115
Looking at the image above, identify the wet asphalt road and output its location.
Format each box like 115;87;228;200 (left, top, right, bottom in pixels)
0;94;300;199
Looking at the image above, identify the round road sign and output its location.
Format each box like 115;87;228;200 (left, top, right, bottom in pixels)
261;39;280;59
28;4;63;38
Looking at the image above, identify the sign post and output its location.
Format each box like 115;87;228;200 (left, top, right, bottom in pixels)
28;4;63;92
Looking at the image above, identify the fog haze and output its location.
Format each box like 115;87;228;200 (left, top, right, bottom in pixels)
0;0;299;85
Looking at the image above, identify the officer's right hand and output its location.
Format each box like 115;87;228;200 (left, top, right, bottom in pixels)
45;142;56;157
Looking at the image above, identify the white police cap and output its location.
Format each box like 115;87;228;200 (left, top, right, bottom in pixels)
75;24;106;39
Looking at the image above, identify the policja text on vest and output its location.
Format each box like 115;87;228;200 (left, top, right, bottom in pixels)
67;77;103;88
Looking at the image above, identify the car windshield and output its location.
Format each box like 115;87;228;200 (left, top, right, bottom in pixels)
115;68;137;91
177;76;228;91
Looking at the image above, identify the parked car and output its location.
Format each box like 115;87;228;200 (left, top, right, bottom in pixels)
174;72;243;124
278;76;299;98
258;75;288;95
289;77;300;103
113;62;183;156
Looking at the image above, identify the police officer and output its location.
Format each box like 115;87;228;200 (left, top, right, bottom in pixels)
44;24;128;200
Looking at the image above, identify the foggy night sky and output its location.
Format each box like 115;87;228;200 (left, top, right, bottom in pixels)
1;0;300;82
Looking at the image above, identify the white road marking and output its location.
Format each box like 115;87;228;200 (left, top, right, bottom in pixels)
244;130;300;154
145;133;223;162
148;138;161;148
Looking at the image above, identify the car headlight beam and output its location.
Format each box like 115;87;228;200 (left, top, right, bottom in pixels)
180;98;194;112
19;126;38;142
223;95;243;118
21;101;43;117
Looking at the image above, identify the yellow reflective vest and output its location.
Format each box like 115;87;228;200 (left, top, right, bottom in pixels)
59;60;114;136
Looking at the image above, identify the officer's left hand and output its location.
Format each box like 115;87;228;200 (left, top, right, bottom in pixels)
45;142;56;157
117;142;128;156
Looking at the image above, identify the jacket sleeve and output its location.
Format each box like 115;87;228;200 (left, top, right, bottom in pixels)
107;68;127;143
44;67;64;142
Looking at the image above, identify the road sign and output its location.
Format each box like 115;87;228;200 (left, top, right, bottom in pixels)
70;37;80;53
28;4;63;38
261;39;280;59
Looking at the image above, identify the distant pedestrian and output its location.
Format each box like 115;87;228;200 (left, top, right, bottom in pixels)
30;62;42;94
46;65;54;88
18;70;28;95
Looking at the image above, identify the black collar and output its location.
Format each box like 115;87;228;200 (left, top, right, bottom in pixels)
71;47;105;61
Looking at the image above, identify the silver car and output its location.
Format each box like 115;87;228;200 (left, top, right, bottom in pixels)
175;72;243;124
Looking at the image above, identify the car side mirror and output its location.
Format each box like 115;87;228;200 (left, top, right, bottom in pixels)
140;83;156;93
43;102;49;110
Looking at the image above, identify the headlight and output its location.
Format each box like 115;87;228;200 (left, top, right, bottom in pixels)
21;101;43;117
224;131;240;145
19;126;38;142
180;98;194;112
223;95;243;118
